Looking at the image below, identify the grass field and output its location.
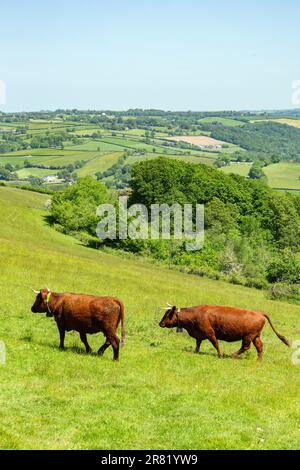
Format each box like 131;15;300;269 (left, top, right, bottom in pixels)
221;162;252;177
165;135;241;154
0;149;97;167
0;151;109;175
251;118;300;129
0;186;299;450
222;162;300;190
77;153;122;177
264;162;300;190
198;117;245;126
16;168;58;178
166;135;226;146
127;153;216;166
65;140;123;152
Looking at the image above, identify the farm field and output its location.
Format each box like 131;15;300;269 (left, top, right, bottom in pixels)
251;118;300;129
99;136;180;154
198;117;246;126
221;162;252;177
126;152;216;166
264;162;300;190
0;186;299;450
165;135;240;153
166;135;226;146
0;149;97;167
1;111;300;193
1;114;246;188
65;140;123;152
77;153;122;177
222;162;300;191
16;168;58;178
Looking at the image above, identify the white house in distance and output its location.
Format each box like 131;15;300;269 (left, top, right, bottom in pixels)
42;175;57;183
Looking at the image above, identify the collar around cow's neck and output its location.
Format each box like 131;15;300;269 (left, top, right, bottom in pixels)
46;291;52;316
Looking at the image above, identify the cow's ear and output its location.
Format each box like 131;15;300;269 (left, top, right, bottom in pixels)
170;306;177;316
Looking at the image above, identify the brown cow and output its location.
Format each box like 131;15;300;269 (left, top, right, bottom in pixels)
159;304;289;360
31;288;125;360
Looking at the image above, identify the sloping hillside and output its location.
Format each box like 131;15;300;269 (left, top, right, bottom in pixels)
0;186;299;449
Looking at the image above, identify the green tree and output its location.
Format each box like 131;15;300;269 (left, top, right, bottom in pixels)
51;177;108;234
248;163;266;180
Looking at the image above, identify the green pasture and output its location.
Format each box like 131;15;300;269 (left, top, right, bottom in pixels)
16;168;58;179
221;162;252;177
199;117;245;126
0;186;299;450
251;118;300;129
127;152;216;166
65;140;124;152
77;153;122;177
264;162;300;190
0;150;100;168
222;162;300;191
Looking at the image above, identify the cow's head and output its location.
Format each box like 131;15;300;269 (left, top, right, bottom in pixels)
31;288;52;316
159;305;177;328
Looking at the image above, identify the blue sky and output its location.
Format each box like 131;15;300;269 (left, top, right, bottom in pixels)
0;0;300;111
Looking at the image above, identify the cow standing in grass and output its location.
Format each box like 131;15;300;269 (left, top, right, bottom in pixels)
31;288;125;361
159;304;289;360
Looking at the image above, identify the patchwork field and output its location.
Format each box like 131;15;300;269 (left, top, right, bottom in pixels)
0;186;299;450
2;115;244;188
1;113;298;194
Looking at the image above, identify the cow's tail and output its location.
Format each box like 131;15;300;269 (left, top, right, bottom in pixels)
263;313;290;346
118;300;125;346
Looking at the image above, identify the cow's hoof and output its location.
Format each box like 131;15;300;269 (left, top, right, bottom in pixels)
218;353;224;359
59;346;65;351
231;353;239;359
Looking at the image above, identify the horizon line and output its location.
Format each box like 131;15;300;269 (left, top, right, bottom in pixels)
1;107;300;114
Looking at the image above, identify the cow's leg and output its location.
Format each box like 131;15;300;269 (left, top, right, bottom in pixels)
195;339;202;353
207;332;223;358
253;336;263;361
58;326;65;350
80;332;92;353
108;335;120;361
98;340;111;356
231;338;251;358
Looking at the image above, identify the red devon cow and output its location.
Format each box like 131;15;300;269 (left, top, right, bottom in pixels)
31;288;125;361
159;304;289;360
